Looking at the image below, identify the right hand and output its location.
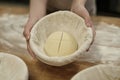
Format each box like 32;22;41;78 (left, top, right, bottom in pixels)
23;0;47;58
23;20;36;58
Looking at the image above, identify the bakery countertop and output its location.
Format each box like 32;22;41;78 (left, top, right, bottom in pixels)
0;3;120;80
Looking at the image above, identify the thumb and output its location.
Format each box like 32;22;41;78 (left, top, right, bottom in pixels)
26;34;30;41
71;6;92;27
85;18;93;27
23;29;30;41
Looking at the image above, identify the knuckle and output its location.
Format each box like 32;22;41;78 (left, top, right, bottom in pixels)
23;30;29;39
23;31;27;37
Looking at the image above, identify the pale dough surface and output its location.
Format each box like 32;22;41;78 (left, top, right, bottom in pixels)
0;14;120;65
71;64;120;80
44;31;78;57
0;52;28;80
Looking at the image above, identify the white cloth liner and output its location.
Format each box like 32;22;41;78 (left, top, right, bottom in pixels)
30;11;93;66
0;13;120;66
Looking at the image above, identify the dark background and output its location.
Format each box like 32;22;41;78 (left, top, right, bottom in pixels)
97;0;120;17
0;0;120;17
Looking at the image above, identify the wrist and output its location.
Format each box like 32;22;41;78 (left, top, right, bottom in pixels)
71;0;85;11
71;4;91;22
71;4;85;13
72;0;86;6
28;12;45;25
27;17;39;26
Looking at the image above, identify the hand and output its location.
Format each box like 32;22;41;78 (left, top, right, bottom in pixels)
23;0;47;58
23;20;36;58
23;20;32;41
71;5;96;51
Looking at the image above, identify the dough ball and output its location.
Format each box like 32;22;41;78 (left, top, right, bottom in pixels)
71;64;120;80
0;52;28;80
44;31;78;57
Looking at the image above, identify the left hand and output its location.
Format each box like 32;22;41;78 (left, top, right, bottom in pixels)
71;5;96;51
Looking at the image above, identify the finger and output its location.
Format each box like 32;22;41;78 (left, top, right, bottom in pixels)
27;41;36;59
86;26;96;51
86;45;90;52
23;22;33;40
85;18;93;27
91;26;96;44
23;30;30;41
86;38;93;51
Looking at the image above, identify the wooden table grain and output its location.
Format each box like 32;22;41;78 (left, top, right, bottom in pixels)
0;3;120;80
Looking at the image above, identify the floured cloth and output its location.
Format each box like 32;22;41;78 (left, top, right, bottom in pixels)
79;22;120;65
0;14;120;65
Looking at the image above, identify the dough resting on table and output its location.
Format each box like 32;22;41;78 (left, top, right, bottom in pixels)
0;52;28;80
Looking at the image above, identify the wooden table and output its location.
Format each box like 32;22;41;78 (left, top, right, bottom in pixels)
0;3;120;80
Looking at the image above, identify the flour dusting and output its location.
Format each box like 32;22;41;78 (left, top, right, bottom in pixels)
0;14;28;54
0;14;120;65
79;22;120;65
